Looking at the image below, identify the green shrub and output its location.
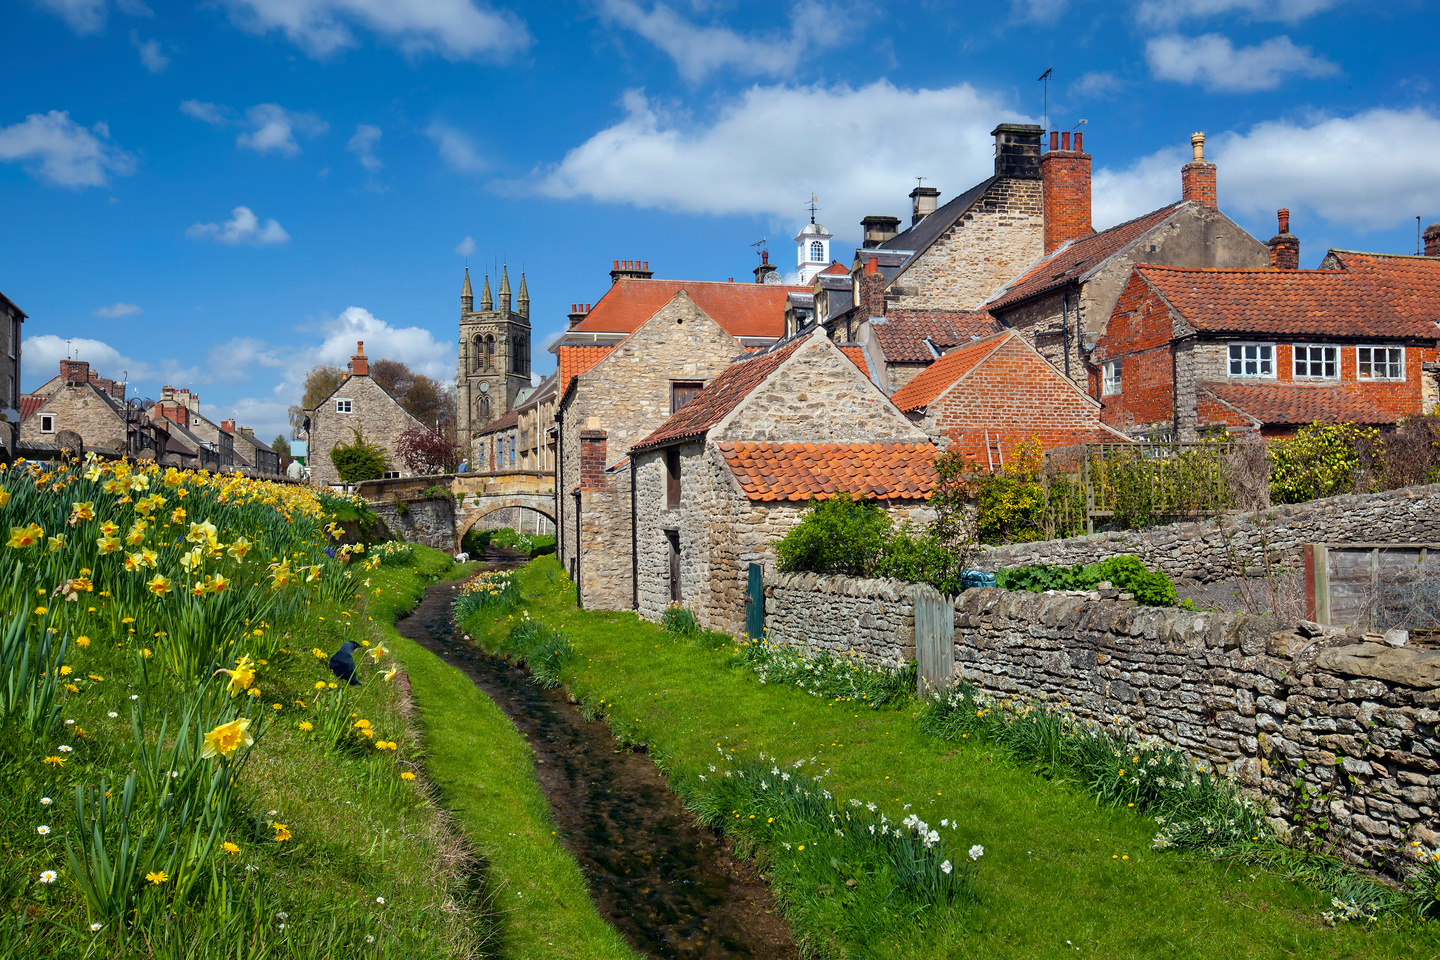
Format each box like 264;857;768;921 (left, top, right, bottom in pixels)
460;528;493;556
1268;422;1382;504
661;604;701;638
503;616;573;689
774;494;893;576
995;555;1176;606
329;428;390;483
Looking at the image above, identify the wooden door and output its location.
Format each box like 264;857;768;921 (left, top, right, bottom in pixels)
745;562;765;639
914;585;954;697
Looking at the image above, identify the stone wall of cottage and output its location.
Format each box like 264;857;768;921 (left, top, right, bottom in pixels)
758;571;1439;868
370;496;457;553
889;179;1044;313
308;375;424;488
977;482;1440;583
19;386;127;451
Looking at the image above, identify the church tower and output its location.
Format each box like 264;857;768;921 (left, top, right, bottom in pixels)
456;265;532;449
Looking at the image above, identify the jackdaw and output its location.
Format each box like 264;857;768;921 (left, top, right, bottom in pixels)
329;640;362;685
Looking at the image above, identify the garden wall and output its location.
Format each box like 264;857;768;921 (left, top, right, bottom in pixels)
976;482;1440;583
762;571;1440;870
371;497;456;553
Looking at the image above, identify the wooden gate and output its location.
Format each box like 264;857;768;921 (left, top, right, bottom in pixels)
745;562;765;639
914;585;954;696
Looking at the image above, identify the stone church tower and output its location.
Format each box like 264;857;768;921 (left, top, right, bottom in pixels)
456;265;531;446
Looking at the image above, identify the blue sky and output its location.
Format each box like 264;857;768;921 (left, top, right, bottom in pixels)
2;0;1436;441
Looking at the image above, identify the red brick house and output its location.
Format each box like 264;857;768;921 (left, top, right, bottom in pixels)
888;329;1126;465
1092;233;1440;439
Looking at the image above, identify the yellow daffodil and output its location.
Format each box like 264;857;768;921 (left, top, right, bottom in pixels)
68;502;95;524
200;717;254;759
146;574;173;596
96;535;121;554
7;524;44;549
227;537;252;560
47;534;65;552
0;489;8;507
140;547;158;569
367;645;388;661
208;574;230;594
125;521;147;545
99;520;119;537
124;551;144;573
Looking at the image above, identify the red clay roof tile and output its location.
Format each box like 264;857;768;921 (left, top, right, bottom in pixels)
18;396;45;422
838;345;873;382
888;332;1013;411
557;344;614;395
1199;381;1402;426
871;311;1002;364
568;278;805;340
718;441;939;501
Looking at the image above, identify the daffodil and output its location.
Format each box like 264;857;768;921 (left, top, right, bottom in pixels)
96;535;121;554
146;574;173;596
7;524;44;549
227;537;252;560
200;717;254;760
68;502;95;524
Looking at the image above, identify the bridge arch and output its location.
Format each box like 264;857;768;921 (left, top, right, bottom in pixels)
456;494;556;540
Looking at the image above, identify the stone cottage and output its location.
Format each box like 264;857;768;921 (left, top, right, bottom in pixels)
629;328;937;636
18;359;143;457
222;421;282;475
152;390;234;470
306;341;428;487
887;329;1127;465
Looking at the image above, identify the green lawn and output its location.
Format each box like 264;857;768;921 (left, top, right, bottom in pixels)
461;556;1440;960
374;550;641;960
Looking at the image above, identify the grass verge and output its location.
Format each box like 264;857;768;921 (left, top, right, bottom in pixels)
461;556;1440;960
373;552;641;960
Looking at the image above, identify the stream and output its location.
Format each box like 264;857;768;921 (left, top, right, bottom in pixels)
395;575;799;960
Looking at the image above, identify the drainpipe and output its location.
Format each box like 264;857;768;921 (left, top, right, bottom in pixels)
554;408;564;562
630;454;639;611
573;489;583;609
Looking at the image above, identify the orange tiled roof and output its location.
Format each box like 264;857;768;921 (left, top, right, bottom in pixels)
718;441;939;501
1199;381;1402;426
569;278;805;340
632;341;802;451
818;260;849;276
888;332;1013;411
1138;254;1440;339
477;409;520;436
557;344;614;395
18;396;45;421
871;311;1002;363
838;345;873;382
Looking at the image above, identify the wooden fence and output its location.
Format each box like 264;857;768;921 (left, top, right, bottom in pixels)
1043;442;1245;535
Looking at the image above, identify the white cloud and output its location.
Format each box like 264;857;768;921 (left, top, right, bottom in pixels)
34;0;107;35
597;0;855;83
347;123;382;171
94;302;141;318
21;334;199;392
237;103;328;156
1069;71;1125;100
426;122;486;173
1146;33;1338;91
117;0;154;16
455;235;476;256
1136;0;1344;27
0;110;136;189
1092;107;1440;233
186;206;291;245
215;0;530;61
131;31;169;72
180;100;229;125
528;81;1020;233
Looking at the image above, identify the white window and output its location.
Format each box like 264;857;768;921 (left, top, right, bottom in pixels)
1228;343;1274;378
382;470;401;479
335;398;353;413
39;414;55;433
1357;346;1403;380
1102;360;1122;396
810;240;824;262
1293;345;1338;379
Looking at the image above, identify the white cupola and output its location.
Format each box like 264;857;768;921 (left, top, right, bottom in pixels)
794;197;833;285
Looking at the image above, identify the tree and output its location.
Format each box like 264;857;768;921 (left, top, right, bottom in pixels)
329;428;389;483
271;436;292;459
395;423;461;474
288;363;345;439
371;358;456;431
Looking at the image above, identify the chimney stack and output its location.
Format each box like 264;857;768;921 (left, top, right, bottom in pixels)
220;419;236;435
857;257;886;320
609;259;655;284
1041;129;1092;254
908;186;940;226
1267;208;1300;270
753;249;780;284
1424;222;1440;258
1181;132;1218;211
350;340;368;377
992;123;1044;180
60;358;90;385
861;215;902;248
567;303;591;327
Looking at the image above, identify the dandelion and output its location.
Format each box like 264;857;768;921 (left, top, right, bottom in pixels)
223;841;240;855
145;870;168;885
273;823;292;842
42;755;65;766
400;771;416;781
298;721;314;732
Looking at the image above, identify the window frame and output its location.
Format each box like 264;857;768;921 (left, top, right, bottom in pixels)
670;380;704;415
39;414;55;433
809;240;824;262
334;398;353;414
1292;344;1338;380
381;470;401;480
665;448;681;509
1227;342;1276;379
1356;345;1404;381
1101;360;1122;396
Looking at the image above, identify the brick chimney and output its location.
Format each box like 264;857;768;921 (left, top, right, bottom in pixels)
1041;130;1092;254
220;419;236;435
1181;132;1217;211
861;215;901;248
992;123;1045;180
857;257;886;319
567;303;591;327
908;186;940;226
349;341;368;377
1425;222;1440;258
609;260;654;284
753;249;779;284
1267;208;1300;270
60;359;90;385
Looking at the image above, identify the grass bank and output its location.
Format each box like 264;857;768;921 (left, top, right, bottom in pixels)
461;556;1439;960
374;552;640;960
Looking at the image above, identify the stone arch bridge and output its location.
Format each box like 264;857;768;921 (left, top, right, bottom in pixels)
354;471;555;553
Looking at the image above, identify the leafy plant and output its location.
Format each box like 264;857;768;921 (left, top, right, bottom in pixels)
329;428;390;483
1268;422;1383;504
995;555;1177;606
735;638;916;709
775;494;893;577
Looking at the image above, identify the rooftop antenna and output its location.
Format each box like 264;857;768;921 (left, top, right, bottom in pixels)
1038;64;1053;135
750;237;767;263
1419;216;1424;256
807;194;820;225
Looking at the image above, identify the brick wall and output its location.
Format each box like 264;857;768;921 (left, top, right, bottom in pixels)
578;430;607;490
1181;160;1217;211
1040;136;1091;255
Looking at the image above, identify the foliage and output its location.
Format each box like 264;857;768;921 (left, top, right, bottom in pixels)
453;569;521;619
329;428;390;483
660;603;701;638
964;440;1052;544
735;638;916;710
396;425;461;475
502;615;575;689
287;363;345;438
269;435;292;461
774;494;894;577
996;555;1178;606
1268;422;1383;504
370;359;457;434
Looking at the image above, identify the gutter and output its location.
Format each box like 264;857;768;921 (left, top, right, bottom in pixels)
630;454;638;611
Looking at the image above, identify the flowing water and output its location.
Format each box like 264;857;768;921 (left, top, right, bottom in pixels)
395;577;798;960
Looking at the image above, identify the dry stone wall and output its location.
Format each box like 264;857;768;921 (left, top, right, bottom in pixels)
370;497;456;553
760;571;1439;869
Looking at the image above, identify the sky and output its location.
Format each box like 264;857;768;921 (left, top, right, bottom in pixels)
2;0;1437;442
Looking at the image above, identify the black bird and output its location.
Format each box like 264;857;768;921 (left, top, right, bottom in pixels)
329;640;361;685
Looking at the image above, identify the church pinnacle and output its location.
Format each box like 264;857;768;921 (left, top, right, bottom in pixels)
498;265;512;312
517;271;529;318
461;267;474;314
480;273;493;311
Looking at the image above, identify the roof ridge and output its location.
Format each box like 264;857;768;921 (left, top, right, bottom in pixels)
1138;264;1347;275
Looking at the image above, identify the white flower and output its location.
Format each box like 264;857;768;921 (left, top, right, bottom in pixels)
276;912;288;920
40;797;52;806
376;896;385;905
108;712;118;718
940;860;952;874
130;694;139;700
968;844;984;861
57;745;72;753
90;923;103;932
941;819;949;827
39;870;58;883
37;825;50;836
65;719;74;725
365;935;375;943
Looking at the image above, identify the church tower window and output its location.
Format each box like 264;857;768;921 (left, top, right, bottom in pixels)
484;335;495;370
810;240;824;262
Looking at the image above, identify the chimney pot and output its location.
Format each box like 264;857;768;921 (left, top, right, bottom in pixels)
1040;129;1093;254
1181;132;1218;211
1425;222;1440;258
1277;208;1290;234
1191;132;1205;161
1049;130;1059;151
1267;208;1300;270
1061;131;1070;150
613;260;619;269
1074;131;1083;152
866;257;879;274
